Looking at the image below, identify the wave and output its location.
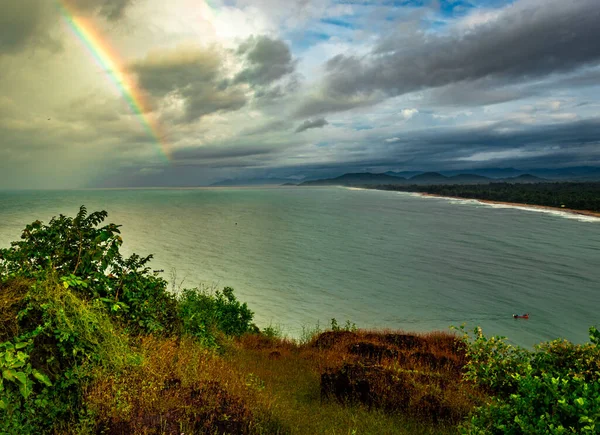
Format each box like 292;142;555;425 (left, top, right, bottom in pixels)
478;202;600;223
345;187;370;191
416;194;600;223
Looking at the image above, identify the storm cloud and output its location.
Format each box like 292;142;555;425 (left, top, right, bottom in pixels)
297;0;600;116
2;0;600;188
235;36;296;86
0;0;134;55
295;118;329;133
0;0;58;54
65;0;134;20
130;46;247;122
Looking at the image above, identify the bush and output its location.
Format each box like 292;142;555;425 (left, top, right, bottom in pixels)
0;276;133;434
0;206;179;336
178;286;258;347
458;325;600;434
0;207;267;433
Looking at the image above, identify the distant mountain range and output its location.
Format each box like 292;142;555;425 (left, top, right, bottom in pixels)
300;172;407;186
209;166;600;187
210;177;295;187
299;172;547;186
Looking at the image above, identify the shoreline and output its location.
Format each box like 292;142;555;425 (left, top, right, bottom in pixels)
418;192;600;218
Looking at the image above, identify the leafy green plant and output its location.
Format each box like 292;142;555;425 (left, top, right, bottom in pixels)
590;326;600;345
0;331;56;435
178;286;257;347
261;323;284;339
458;325;600;434
331;318;357;333
0;336;52;407
299;321;322;345
0;206;179;336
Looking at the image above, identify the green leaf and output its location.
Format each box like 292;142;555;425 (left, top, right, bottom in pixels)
3;351;14;365
13;371;27;385
2;369;16;382
18;379;33;399
14;342;28;350
63;281;69;289
16;351;28;363
32;370;52;387
0;399;5;410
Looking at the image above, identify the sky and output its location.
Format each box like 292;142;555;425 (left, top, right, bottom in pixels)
1;0;600;188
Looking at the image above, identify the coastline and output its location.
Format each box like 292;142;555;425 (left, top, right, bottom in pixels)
419;192;600;218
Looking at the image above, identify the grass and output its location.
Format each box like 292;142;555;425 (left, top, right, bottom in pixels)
78;328;481;434
0;277;481;434
220;330;483;434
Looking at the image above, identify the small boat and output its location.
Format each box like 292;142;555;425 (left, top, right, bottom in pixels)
513;313;529;319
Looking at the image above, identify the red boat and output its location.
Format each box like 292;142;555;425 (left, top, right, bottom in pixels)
513;313;529;319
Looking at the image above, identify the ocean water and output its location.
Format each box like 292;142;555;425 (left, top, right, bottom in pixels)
1;187;599;347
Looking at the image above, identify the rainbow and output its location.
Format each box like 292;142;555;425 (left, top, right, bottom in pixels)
56;0;171;162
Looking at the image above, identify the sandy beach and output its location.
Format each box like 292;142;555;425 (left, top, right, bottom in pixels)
419;193;600;218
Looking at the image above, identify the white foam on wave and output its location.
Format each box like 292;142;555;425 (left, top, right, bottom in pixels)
477;202;600;223
394;191;425;199
420;194;600;223
368;189;599;222
345;187;369;191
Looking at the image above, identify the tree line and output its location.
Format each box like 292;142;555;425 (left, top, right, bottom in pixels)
369;182;600;212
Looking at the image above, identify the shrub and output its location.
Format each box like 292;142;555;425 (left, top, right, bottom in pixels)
0;206;179;336
0;276;133;434
178;286;258;347
459;325;600;434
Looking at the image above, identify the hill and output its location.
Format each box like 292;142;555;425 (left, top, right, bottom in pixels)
501;174;545;183
447;174;492;184
408;172;449;185
299;171;549;187
300;172;406;186
211;177;295;187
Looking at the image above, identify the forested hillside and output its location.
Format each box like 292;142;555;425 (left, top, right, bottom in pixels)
371;182;600;212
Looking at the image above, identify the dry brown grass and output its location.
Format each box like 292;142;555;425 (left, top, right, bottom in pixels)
225;329;485;434
85;337;285;434
81;328;484;434
0;278;31;341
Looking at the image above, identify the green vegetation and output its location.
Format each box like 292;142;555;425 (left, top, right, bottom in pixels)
1;206;598;434
370;182;600;212
457;325;600;434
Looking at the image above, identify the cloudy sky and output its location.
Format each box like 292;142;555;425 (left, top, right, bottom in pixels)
1;0;600;188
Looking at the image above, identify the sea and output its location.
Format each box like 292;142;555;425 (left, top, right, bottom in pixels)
1;187;599;347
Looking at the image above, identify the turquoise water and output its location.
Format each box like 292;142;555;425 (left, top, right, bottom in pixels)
1;187;599;347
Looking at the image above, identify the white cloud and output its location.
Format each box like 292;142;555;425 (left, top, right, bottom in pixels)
400;108;418;119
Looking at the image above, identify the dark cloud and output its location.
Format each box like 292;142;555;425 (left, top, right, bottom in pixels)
171;144;274;161
295;92;380;118
253;75;301;105
130;46;247;122
0;0;133;55
0;0;59;54
65;0;134;20
260;118;600;172
368;117;600;169
295;118;329;133
298;0;600;116
235;36;296;86
243;119;293;136
422;80;530;107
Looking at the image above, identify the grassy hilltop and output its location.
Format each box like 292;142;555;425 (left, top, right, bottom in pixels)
1;207;599;434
